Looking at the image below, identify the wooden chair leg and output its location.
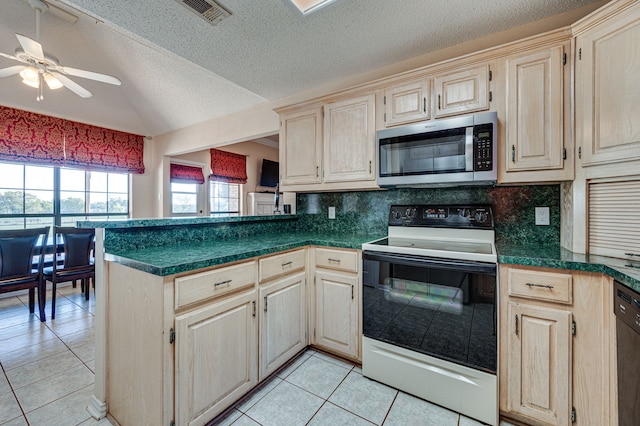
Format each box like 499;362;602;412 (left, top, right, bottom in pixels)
72;280;77;288
28;287;35;313
38;280;46;322
84;279;90;301
51;281;57;320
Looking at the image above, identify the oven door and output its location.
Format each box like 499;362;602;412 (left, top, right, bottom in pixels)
362;250;497;373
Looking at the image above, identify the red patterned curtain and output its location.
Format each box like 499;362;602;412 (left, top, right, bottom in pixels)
0;106;145;174
210;148;247;184
170;163;205;184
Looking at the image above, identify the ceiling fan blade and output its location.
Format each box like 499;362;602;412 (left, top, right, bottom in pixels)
16;33;44;60
0;51;26;63
50;71;92;98
59;66;122;85
0;65;27;78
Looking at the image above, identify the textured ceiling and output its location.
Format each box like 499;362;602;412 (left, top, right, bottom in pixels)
0;0;601;137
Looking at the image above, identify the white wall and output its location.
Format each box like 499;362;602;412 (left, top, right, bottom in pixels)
170;141;279;216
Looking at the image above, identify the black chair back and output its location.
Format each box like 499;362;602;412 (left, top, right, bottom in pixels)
0;227;48;279
59;229;95;268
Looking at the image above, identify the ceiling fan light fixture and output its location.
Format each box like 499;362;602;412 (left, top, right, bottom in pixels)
44;73;62;89
20;66;40;87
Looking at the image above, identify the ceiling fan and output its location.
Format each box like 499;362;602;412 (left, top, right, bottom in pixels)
0;0;121;101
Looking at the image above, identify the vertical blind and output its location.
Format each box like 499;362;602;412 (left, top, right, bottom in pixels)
0;105;145;174
210;148;247;184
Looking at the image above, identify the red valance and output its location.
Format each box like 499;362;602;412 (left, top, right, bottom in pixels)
170;163;205;184
210;148;247;184
0;105;145;174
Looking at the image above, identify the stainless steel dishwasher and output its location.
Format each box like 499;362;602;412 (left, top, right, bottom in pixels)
614;280;640;426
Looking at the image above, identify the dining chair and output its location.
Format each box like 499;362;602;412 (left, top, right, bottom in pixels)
43;226;95;320
0;227;49;322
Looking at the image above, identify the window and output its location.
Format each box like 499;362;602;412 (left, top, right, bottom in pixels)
210;181;240;217
171;182;199;215
0;161;129;230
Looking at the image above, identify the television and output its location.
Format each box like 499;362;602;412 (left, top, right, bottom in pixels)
259;159;279;188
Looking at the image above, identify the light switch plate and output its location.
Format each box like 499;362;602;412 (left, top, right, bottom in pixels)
535;207;550;226
328;206;336;219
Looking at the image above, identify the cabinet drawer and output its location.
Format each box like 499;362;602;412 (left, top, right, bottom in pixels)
508;268;573;304
314;248;358;273
259;249;306;282
175;261;257;309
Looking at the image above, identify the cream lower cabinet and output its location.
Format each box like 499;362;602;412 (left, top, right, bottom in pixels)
311;247;360;360
499;265;616;426
175;290;258;426
259;272;306;379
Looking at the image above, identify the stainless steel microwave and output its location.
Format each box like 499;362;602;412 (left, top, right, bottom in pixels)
377;111;497;187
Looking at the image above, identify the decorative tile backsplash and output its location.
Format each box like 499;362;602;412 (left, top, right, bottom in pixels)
295;185;561;245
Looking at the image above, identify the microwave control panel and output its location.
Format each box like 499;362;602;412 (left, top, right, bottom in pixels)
473;123;493;171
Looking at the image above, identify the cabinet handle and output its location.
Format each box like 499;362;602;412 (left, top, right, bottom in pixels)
369;160;372;174
511;145;515;163
515;314;519;336
316;166;319;177
438;94;441;110
625;263;640;270
214;279;232;287
351;285;354;300
423;97;427;112
264;296;268;312
252;301;256;317
526;283;554;289
328;258;341;263
625;253;640;257
281;261;293;268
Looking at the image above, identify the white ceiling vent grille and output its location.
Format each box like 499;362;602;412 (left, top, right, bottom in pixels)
177;0;231;26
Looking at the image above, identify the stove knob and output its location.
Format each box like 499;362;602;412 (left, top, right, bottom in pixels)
475;211;488;223
405;208;413;218
459;208;469;218
392;210;402;220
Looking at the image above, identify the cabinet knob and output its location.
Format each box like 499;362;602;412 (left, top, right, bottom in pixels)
511;145;516;163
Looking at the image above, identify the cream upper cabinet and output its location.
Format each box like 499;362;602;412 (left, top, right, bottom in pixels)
323;94;376;183
499;265;616;426
574;1;640;166
382;79;430;127
175;289;258;426
433;64;490;118
279;107;322;186
502;44;570;181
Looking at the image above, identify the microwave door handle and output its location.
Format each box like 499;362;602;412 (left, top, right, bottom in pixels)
465;126;474;172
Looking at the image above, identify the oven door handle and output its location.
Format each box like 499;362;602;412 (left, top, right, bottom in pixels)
363;250;496;275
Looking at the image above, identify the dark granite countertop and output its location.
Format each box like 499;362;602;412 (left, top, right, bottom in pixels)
104;231;381;276
497;243;640;293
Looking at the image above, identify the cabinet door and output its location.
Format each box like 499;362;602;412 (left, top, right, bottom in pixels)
280;107;323;185
259;271;307;380
433;64;489;118
576;4;640;166
505;45;565;173
175;290;257;426
383;80;430;126
314;269;358;359
507;302;572;426
323;94;375;183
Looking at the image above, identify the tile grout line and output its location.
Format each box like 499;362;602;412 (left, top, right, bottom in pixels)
0;344;30;426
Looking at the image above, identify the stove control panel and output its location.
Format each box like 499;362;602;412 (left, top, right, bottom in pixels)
388;205;494;228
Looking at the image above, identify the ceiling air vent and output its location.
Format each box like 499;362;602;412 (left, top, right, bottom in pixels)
177;0;231;26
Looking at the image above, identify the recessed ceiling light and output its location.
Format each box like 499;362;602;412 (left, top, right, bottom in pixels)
287;0;339;15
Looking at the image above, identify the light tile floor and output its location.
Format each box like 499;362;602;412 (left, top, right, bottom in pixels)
0;284;110;426
1;285;516;426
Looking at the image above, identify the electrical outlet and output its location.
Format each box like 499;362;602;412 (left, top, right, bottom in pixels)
328;206;336;219
535;207;550;226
